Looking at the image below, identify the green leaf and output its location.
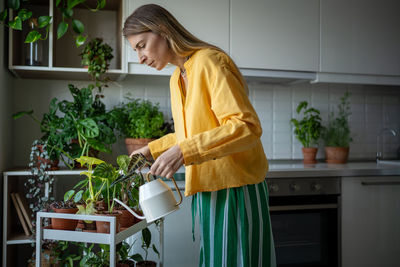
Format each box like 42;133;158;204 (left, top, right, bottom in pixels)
38;16;51;28
17;9;31;21
97;0;106;10
117;155;131;172
75;156;104;168
142;227;151;249
9;16;22;30
75;34;87;47
78;118;99;138
56;0;61;7
12;110;33;119
72;19;84;34
74;190;83;202
93;163;115;180
8;0;20;10
63;8;73;18
24;30;41;43
57;21;68;39
0;10;8;22
64;190;75;202
67;0;85;10
131;253;144;262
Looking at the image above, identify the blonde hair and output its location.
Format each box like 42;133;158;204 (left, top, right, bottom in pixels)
123;4;221;57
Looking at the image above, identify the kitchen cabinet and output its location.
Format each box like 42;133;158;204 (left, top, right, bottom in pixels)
125;0;229;75
230;0;319;72
341;176;400;267
8;0;126;80
320;0;400;76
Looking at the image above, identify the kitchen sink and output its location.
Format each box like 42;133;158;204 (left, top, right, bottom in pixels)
377;160;400;166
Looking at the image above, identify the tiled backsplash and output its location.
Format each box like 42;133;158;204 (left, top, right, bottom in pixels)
13;76;400;165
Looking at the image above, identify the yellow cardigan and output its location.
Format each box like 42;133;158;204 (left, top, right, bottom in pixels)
148;48;268;196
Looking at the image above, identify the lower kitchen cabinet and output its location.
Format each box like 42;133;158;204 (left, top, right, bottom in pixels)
164;191;200;267
341;176;400;267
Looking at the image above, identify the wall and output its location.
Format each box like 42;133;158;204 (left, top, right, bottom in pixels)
12;75;400;166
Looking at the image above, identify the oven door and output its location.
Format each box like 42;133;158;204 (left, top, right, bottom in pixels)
269;195;339;267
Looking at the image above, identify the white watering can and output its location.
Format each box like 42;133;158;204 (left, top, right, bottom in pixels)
114;173;182;223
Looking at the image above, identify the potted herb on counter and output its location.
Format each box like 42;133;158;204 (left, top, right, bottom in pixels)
110;98;173;155
291;101;323;164
322;92;353;163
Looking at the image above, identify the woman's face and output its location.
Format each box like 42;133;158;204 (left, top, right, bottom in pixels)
127;31;172;71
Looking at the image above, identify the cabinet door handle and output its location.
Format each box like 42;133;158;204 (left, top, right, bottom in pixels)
361;181;400;186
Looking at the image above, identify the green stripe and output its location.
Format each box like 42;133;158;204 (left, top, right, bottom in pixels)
200;192;211;267
238;187;250;266
226;189;238;267
213;189;226;267
258;181;272;265
247;185;260;266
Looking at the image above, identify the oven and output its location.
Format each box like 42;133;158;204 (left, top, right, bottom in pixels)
267;177;341;267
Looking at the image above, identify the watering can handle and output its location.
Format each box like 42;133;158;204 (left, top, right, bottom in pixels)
145;173;183;206
113;198;146;220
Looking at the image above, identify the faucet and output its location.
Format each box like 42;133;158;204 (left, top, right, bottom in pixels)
376;128;397;162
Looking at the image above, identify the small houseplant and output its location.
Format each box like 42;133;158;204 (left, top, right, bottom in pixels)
110;98;172;154
322;92;353;163
49;190;83;231
131;227;160;267
291;101;323;164
80;37;114;81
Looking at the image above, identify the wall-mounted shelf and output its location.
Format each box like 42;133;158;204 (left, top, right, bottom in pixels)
8;0;126;80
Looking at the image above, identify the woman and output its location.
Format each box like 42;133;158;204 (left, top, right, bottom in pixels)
124;4;276;267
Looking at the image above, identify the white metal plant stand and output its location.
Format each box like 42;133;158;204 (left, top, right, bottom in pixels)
36;212;164;267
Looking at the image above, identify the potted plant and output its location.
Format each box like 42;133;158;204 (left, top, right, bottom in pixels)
110;97;173;154
322;92;353;163
49;189;83;231
80;37;114;82
131;227;160;267
290;101;323;164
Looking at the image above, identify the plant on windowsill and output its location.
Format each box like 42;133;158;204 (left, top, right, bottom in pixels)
290;101;323;164
110;97;173;155
321;92;353;163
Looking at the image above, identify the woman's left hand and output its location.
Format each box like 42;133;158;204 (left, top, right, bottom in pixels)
150;144;184;179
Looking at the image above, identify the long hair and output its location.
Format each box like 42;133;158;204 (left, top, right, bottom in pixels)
123;4;221;57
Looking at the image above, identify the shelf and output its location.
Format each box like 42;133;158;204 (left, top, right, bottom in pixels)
7;234;34;245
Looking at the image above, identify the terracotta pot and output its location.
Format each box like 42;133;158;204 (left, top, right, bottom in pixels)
118;209;135;228
302;147;318;164
50;204;78;231
125;138;155;155
136;261;157;267
95;211;122;233
36;145;60;170
117;260;135;267
325;147;350;164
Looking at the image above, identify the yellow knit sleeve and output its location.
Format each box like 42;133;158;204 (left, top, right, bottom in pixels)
148;133;177;160
178;63;262;166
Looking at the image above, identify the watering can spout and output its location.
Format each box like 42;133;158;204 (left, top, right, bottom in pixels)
113;198;146;220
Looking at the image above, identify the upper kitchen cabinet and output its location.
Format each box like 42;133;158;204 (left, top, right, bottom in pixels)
320;0;400;77
8;0;125;80
125;0;229;75
230;0;319;72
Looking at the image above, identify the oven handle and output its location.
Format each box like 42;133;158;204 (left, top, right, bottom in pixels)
269;203;338;211
361;181;400;186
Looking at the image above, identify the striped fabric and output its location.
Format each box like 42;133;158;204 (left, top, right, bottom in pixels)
192;180;276;267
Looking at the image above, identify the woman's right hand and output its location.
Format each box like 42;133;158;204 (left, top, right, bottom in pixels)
129;145;153;161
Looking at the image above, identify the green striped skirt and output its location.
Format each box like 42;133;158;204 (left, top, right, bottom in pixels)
192;180;276;267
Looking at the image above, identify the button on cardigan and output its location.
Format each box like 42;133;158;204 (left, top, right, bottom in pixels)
148;48;268;196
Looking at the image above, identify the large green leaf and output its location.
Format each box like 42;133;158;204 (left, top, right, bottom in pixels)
67;0;85;10
9;16;22;30
117;155;131;173
142;227;151;249
38;15;52;28
78;118;99;138
72;19;84;34
17;9;31;21
75;156;104;168
57;21;68;39
93;162;115;180
25;30;41;43
96;0;106;10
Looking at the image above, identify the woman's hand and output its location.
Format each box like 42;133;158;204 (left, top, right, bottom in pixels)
129;145;153;161
150;145;184;179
